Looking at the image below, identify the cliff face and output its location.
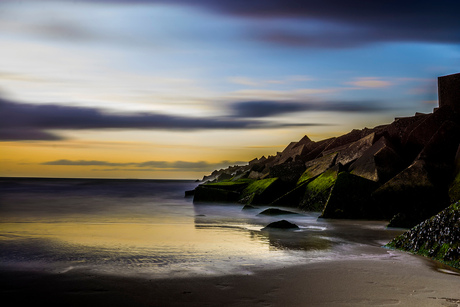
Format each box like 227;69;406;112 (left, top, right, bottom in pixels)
192;73;460;229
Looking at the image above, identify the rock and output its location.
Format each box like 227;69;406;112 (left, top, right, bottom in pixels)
322;128;376;154
241;177;288;205
416;120;460;185
438;72;460;113
193;180;252;202
261;220;299;230
193;186;241;203
184;190;195;197
231;170;250;181
335;133;376;167
248;170;264;179
242;204;257;210
276;139;312;165
299;164;341;211
372;159;450;227
386;201;460;270
297;153;338;185
257;208;299;216
349;136;404;183
449;145;460;203
320;172;379;219
269;182;309;208
376;114;429;147
301;137;336;162
269;161;306;184
402;105;459;159
216;172;233;181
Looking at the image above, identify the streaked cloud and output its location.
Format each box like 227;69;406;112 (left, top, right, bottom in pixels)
346;77;392;89
42;159;247;170
0;97;325;141
42;160;134;167
228;75;312;87
48;0;460;48
230;100;389;118
227;88;341;101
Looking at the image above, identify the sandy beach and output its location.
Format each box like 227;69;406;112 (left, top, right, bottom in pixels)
2;247;459;307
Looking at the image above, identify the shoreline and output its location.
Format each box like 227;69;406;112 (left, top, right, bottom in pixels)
2;248;460;307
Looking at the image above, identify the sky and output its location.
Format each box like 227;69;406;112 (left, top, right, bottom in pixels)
0;0;459;179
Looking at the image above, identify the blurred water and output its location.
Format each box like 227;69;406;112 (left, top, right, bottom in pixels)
0;178;405;279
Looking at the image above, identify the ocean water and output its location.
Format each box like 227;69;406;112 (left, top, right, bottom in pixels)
0;178;405;279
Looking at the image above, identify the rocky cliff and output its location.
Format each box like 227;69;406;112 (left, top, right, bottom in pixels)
191;73;460;229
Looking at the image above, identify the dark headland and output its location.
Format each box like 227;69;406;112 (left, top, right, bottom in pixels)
191;73;460;269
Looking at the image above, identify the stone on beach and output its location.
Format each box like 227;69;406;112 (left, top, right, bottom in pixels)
262;220;299;230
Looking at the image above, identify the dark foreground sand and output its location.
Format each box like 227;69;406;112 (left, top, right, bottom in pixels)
1;249;460;307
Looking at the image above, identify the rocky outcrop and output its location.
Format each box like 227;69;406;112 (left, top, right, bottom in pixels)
386;201;460;270
191;73;460;228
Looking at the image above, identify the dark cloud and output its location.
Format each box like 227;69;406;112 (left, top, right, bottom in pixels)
0;98;322;141
69;0;460;47
42;159;247;170
0;128;63;141
231;101;306;117
231;100;388;118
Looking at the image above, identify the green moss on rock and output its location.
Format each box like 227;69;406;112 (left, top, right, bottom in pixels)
241;178;286;205
386;201;460;270
242;178;278;197
203;178;255;191
193;179;254;202
299;165;340;211
297;153;337;186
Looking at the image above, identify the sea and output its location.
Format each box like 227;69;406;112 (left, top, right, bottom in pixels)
0;177;405;279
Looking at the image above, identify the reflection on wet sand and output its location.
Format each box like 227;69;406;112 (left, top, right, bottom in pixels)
193;203;405;255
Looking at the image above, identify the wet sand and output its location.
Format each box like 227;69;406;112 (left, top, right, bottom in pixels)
2;248;460;307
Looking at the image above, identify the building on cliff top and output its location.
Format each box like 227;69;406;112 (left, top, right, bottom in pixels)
438;72;460;112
